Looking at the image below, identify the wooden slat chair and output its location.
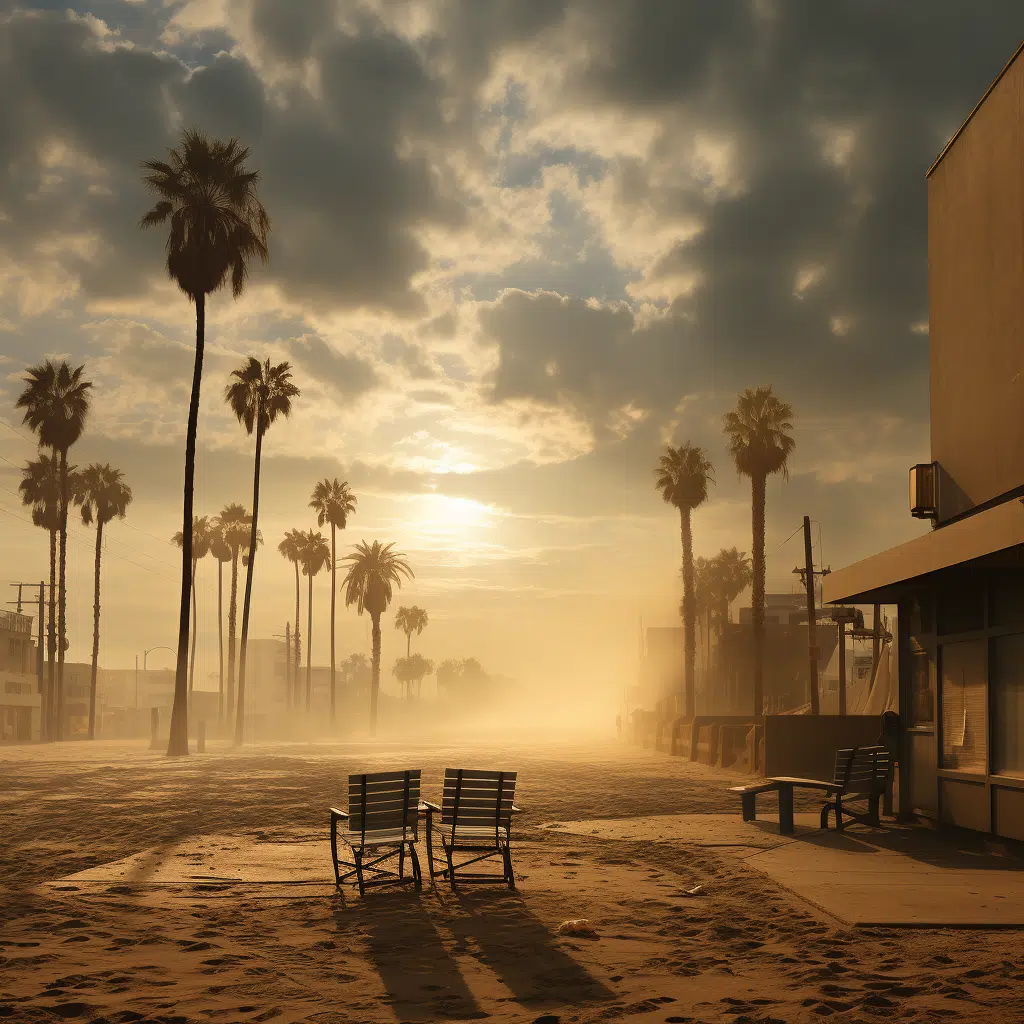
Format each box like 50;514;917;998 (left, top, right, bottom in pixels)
421;769;520;890
329;769;422;896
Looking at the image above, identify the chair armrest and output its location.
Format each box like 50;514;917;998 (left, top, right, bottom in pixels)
329;807;349;820
419;800;441;813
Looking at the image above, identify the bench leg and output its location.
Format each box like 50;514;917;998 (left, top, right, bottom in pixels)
741;792;756;822
835;795;844;832
778;786;794;835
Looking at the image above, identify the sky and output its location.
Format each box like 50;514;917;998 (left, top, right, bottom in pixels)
1;1;1023;697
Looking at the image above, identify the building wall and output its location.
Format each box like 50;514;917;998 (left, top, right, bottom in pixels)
928;48;1024;521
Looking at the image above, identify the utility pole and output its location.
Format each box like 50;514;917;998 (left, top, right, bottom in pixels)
792;517;831;716
285;622;292;710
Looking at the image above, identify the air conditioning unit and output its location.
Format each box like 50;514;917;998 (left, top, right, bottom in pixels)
910;462;939;519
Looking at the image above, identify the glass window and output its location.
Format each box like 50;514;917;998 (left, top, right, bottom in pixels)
910;647;934;725
991;633;1024;777
909;595;934;635
940;639;987;773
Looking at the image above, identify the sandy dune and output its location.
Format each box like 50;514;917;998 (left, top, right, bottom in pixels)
1;739;1022;1022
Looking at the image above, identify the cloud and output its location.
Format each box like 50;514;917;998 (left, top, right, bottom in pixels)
287;333;380;399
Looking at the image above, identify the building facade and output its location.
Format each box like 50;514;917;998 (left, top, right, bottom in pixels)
0;609;41;743
824;41;1024;841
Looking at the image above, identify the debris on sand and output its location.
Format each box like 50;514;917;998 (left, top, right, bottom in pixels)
556;918;599;938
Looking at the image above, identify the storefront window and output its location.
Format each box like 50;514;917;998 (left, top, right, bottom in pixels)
910;648;934;725
990;633;1024;777
940;639;987;773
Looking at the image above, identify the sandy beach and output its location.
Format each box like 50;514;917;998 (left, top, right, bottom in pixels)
1;738;1022;1023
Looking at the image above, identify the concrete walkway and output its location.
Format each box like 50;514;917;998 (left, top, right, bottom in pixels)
541;813;1024;928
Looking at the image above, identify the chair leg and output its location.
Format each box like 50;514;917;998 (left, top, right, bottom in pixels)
330;816;341;887
409;843;422;889
778;786;794;835
820;801;832;830
354;848;365;897
835;796;844;832
444;838;457;891
399;845;406;882
504;843;515;890
741;792;756;822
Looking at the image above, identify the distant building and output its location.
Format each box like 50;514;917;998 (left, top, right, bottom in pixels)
826;41;1024;842
0;609;41;743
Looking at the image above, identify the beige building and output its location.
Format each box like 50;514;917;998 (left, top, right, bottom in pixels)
825;40;1024;841
0;609;41;743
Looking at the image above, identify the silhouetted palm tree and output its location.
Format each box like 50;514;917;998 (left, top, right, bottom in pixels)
300;530;330;712
209;524;231;721
215;503;252;716
724;385;795;716
225;357;300;745
76;464;132;740
341;541;414;736
655;443;713;722
309;479;357;722
710;547;752;629
394;653;434;701
394;606;428;662
19;455;62;739
140;129;270;757
172;516;212;703
278;528;305;707
16;361;92;740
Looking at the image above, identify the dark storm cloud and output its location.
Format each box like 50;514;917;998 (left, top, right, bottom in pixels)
287;334;380;399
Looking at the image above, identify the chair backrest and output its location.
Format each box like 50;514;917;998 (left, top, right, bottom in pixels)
348;769;421;843
831;745;891;794
441;768;516;836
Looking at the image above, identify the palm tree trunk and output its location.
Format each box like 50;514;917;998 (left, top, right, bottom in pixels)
329;522;336;721
227;551;238;715
406;633;411;659
188;559;198;699
46;525;56;741
88;518;103;740
56;449;69;741
305;572;313;711
680;507;695;721
751;473;767;718
293;562;301;708
168;291;204;757
217;560;224;722
235;420;264;746
370;613;381;737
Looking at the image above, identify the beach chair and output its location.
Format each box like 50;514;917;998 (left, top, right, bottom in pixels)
329;769;422;896
421;769;520;890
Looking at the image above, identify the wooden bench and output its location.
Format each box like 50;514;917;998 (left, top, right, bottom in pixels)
768;745;891;835
729;781;780;822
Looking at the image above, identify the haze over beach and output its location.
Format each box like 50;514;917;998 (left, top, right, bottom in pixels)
3;3;1024;1024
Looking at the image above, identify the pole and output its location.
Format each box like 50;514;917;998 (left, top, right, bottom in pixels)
16;583;23;614
872;603;881;679
285;621;292;710
36;583;45;693
837;618;847;716
135;654;139;709
803;516;820;715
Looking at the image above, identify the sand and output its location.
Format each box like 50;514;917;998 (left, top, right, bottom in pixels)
1;737;1022;1023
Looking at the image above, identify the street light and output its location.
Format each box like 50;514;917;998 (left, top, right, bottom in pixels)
136;646;176;707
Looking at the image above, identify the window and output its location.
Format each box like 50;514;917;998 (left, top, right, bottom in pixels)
940;639;986;773
4;681;25;695
7;639;18;657
991;633;1024;777
910;646;934;725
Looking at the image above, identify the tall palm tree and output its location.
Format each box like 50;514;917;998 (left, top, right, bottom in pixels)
215;503;252;716
172;516;212;703
710;547;752;629
300;530;331;712
140;129;270;757
19;455;62;740
278;528;305;707
225;357;300;745
341;541;414;736
75;464;132;740
655;443;714;722
209;524;231;722
723;385;795;717
309;479;357;722
394;606;428;661
16;360;92;741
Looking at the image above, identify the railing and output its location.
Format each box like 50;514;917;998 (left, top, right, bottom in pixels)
0;610;32;634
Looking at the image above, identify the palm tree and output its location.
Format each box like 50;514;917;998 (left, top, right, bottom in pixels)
172;516;212;703
140;129;270;757
394;653;434;700
710;547;752;629
75;464;132;740
340;653;370;697
16;360;92;741
300;530;331;711
723;385;795;717
19;455;62;739
209;524;232;722
215;503;253;716
278;528;305;707
341;541;414;736
225;357;300;745
309;479;357;723
655;443;713;722
394;606;428;662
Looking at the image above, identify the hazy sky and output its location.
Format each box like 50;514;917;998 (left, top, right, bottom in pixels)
1;2;1022;694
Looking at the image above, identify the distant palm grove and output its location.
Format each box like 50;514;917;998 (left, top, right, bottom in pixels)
13;127;795;753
